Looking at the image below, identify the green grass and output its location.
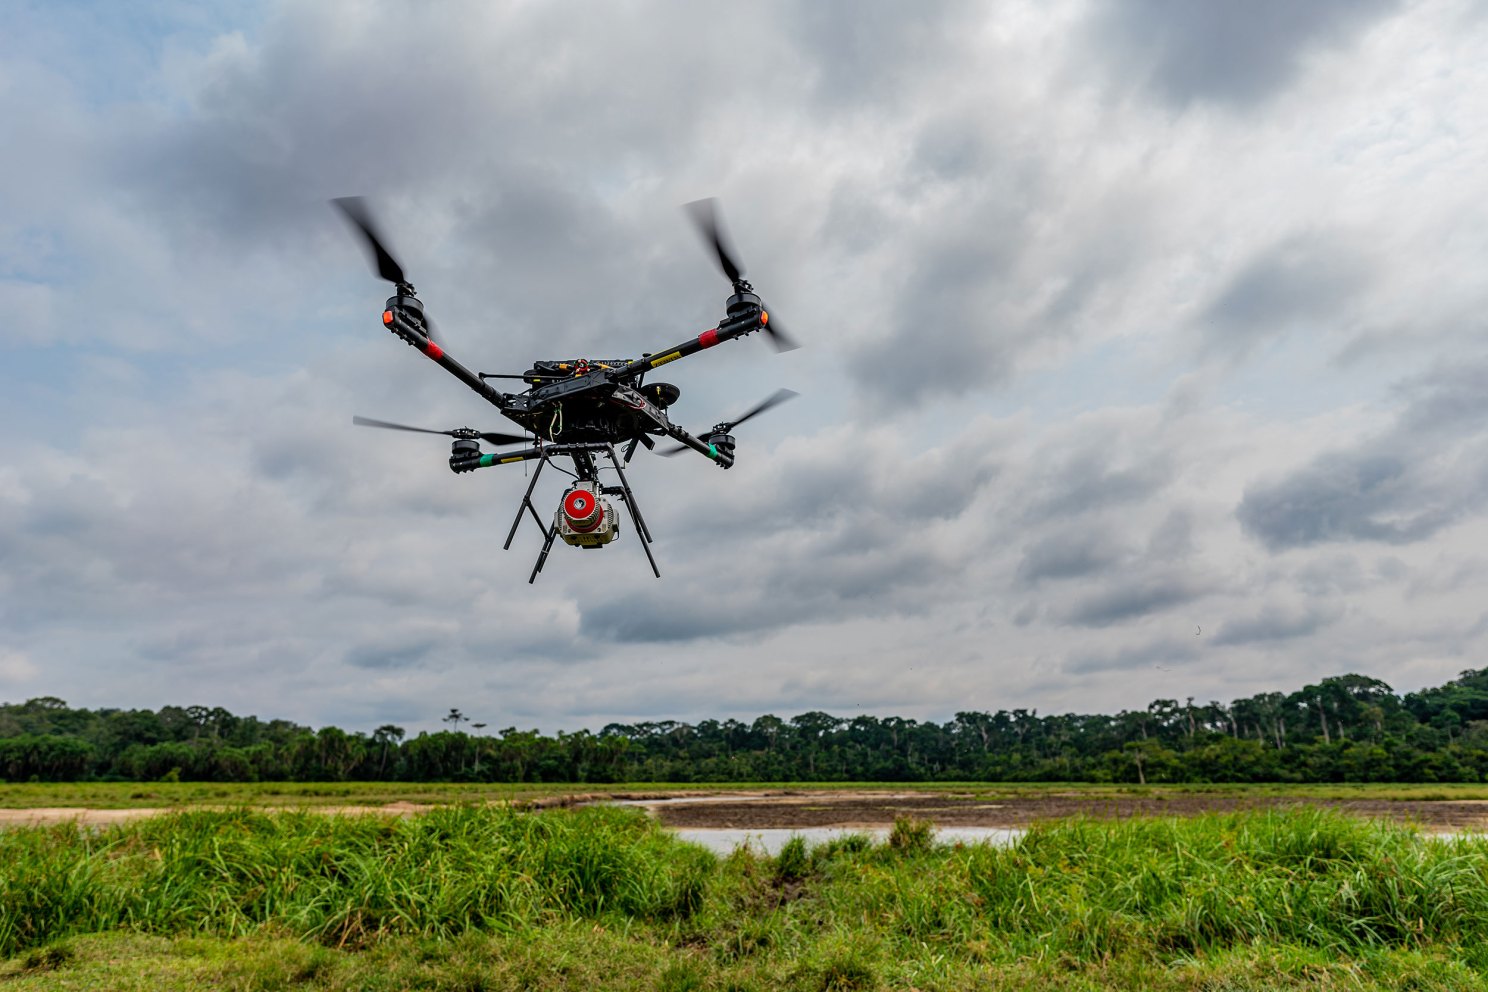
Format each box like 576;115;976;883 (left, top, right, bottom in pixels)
0;805;713;955
4;804;1488;989
0;780;605;809
8;779;1488;809
5;929;1485;992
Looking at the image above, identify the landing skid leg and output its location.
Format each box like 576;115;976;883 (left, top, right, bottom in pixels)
503;441;663;582
528;524;560;584
633;515;661;578
602;444;660;578
504;455;548;550
605;444;655;544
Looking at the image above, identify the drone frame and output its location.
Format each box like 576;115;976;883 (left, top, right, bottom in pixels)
340;197;793;582
381;295;770;467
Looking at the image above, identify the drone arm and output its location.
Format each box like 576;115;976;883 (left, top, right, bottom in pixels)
596;383;732;467
660;424;734;468
383;304;512;411
608;307;768;383
449;446;544;473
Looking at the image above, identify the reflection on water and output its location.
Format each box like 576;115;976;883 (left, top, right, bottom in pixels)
672;826;1024;855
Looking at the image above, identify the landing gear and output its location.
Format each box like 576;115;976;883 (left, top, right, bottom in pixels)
501;441;660;583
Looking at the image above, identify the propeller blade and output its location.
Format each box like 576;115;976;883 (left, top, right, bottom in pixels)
721;388;798;431
762;314;800;353
352;416;528;447
686;199;799;351
479;431;531;446
352;415;448;436
684;197;745;286
332;196;408;287
658;388;800;456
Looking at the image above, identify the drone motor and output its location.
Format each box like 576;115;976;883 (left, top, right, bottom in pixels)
706;432;736;461
556;482;619;548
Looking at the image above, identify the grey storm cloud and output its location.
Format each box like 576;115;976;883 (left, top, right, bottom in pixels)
847;226;1030;406
567;420;1014;647
1146;510;1196;560
1238;358;1488;550
1212;604;1343;647
789;0;985;108
1063;573;1206;628
1087;0;1404;107
664;417;1006;547
1024;426;1175;524
1016;529;1127;584
345;636;442;672
1018;506;1216;629
579;601;727;646
1201;236;1374;358
1396;359;1488;436
1064;636;1200;676
1291;554;1370;597
1237;451;1451;548
578;525;954;645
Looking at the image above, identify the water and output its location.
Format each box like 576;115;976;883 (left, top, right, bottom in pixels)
672;825;1024;855
602;793;1026;854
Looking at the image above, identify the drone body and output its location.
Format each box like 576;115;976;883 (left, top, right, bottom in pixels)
336;197;797;582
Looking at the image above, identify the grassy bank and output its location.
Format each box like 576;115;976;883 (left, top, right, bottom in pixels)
3;805;1488;989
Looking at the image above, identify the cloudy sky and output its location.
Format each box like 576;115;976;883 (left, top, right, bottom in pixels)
4;0;1488;735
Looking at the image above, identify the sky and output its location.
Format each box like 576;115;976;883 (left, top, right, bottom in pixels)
3;0;1488;736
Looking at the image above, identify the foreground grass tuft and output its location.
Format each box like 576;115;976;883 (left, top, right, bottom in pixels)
18;941;73;973
886;815;934;853
0;804;713;957
4;805;1488;989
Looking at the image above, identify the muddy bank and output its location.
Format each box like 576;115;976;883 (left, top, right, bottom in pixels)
635;791;1488;833
6;790;1488;832
0;801;436;828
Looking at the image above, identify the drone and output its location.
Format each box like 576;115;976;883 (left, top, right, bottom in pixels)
335;196;799;583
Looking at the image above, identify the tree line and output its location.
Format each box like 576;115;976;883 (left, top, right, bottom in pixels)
5;669;1488;784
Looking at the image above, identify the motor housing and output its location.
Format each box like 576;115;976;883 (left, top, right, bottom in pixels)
556;481;619;548
707;432;736;465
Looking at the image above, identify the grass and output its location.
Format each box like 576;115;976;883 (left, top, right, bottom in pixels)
8;779;1488;809
0;805;714;955
4;804;1488;989
0;780;606;809
6;929;1485;992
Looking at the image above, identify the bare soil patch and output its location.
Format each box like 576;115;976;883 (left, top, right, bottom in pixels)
634;791;1488;833
0;802;437;828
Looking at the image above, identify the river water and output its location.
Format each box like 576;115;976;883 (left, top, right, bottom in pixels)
671;825;1025;855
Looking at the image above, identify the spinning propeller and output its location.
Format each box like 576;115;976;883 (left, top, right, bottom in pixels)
333;197;411;291
352;415;529;447
658;388;799;456
333;196;440;342
685;198;799;353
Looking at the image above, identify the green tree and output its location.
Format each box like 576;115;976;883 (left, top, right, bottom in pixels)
372;724;405;779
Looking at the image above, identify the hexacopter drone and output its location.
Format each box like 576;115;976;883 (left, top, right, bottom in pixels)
335;197;798;583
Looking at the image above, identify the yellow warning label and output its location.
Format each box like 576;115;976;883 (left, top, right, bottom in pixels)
500;456;526;464
650;351;683;368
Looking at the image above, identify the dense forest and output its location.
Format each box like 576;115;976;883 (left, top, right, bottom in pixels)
6;669;1488;784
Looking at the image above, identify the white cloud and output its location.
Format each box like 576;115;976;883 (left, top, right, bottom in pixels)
2;0;1487;732
0;649;38;688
